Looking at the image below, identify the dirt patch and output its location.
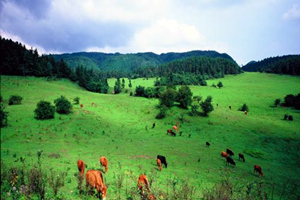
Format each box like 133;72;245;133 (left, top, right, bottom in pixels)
48;153;62;159
131;155;154;159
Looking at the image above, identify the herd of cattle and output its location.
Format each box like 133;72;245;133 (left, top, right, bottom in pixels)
77;122;263;199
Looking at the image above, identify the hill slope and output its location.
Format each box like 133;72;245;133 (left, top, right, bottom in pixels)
52;50;236;72
1;73;300;199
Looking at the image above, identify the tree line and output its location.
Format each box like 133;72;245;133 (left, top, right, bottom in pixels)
0;37;109;93
242;55;300;75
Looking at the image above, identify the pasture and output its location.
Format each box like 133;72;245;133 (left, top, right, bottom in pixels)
1;72;300;199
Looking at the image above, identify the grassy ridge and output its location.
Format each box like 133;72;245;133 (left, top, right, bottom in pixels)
1;73;300;199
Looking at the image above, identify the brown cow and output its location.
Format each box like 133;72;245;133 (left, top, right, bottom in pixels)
137;174;150;194
100;156;108;173
254;165;264;176
80;104;83;108
77;159;85;176
173;125;178;132
86;170;107;200
167;129;176;136
157;159;162;172
221;151;228;158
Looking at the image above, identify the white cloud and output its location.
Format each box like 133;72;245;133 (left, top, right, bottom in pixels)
283;4;300;20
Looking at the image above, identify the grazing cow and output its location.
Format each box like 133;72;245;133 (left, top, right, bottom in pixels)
92;102;95;106
226;157;236;167
254;165;264;176
137;174;150;194
77;159;85;176
157;159;162;172
173;125;178;132
244;110;248;115
167;129;176;136
229;105;231;110
100;156;108;173
238;153;245;162
80;104;84;108
86;170;107;200
157;155;167;168
221;151;228;158
206;142;210;147
226;148;234;157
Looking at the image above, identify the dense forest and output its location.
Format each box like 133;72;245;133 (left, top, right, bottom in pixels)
242;55;300;75
52;50;235;74
0;37;109;93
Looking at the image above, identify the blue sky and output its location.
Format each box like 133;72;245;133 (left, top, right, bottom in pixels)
1;0;300;65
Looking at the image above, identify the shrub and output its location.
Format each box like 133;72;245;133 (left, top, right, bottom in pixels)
200;96;214;116
135;85;145;97
9;95;22;105
239;103;249;112
156;106;168;119
217;81;223;88
34;101;55;120
274;98;281;107
288;115;293;121
0;103;8;127
54;96;72;114
159;88;177;107
177;86;193;109
73;97;80;105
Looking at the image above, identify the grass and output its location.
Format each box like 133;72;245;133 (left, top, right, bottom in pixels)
1;72;300;199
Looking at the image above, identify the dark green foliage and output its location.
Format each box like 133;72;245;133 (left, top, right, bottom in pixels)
239;103;249;112
274;98;281;107
34;101;55;120
288;115;293;121
200;96;214;116
156;106;168;119
177;86;193;109
8;95;23;105
283;93;300;109
52;50;235;75
160;88;177;107
190;104;199;116
193;96;202;103
135;85;146;97
114;78;122;94
73;97;80;105
128;78;132;88
242;54;300;75
0;103;8;127
284;114;289;120
54;96;72;114
121;78;125;89
217;81;223;88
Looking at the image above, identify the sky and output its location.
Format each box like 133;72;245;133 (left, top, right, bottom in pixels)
1;0;300;65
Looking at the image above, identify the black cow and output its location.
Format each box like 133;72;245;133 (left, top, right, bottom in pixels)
238;153;245;162
226;157;236;167
157;155;167;168
226;148;234;156
206;142;210;147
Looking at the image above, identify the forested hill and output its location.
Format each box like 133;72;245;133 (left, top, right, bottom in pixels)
242;55;300;75
51;50;235;72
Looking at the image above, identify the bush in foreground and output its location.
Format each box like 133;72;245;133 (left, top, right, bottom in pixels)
34;101;55;120
54;96;72;114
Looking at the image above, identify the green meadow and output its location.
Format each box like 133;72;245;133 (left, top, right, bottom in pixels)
1;72;300;199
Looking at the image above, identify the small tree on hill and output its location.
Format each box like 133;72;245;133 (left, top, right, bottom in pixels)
135;85;145;97
0;103;8;127
200;96;214;116
34;101;55;120
217;82;223;88
73;97;80;105
54;96;72;114
177;86;193;109
239;103;249;112
121;78;125;89
9;95;23;105
114;78;122;94
159;88;177;107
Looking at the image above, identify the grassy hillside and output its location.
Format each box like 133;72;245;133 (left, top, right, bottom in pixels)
1;73;300;199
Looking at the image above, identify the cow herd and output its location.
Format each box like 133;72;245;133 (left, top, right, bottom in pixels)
77;155;168;199
219;147;264;177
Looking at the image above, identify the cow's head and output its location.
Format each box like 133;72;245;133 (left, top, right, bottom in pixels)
101;185;107;200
